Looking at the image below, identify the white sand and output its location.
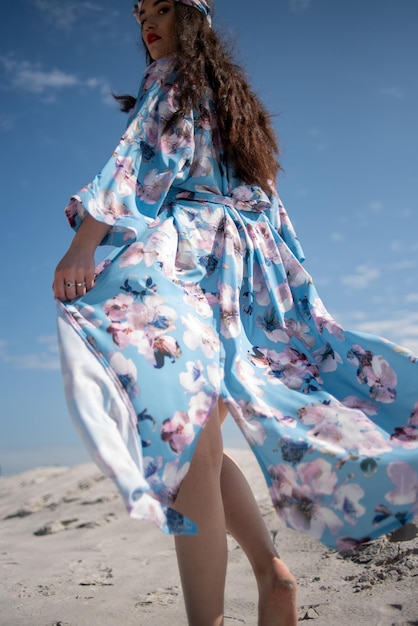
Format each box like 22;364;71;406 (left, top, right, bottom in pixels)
1;449;418;626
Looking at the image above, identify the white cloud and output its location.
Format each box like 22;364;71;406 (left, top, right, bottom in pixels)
31;0;101;30
388;259;417;271
291;0;312;11
341;265;380;289
0;57;79;93
352;313;418;356
0;335;60;371
380;86;406;100
0;113;16;132
368;200;384;213
405;293;418;304
0;56;113;105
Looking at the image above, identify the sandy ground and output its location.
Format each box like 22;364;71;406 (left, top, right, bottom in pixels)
1;448;418;626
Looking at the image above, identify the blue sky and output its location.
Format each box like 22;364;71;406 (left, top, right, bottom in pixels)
1;0;417;476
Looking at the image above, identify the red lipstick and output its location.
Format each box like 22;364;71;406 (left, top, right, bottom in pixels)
147;33;161;45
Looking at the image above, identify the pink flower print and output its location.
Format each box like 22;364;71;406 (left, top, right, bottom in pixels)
88;190;129;222
179;360;206;394
385;462;418;510
235;356;266;397
152;335;182;369
333;482;365;525
103;293;134;322
275;282;293;315
248;222;281;265
189;391;215;427
342;396;378;416
223;217;244;265
298;401;392;457
271;347;321;390
256;307;289;344
125;301;151;331
119;242;145;268
390;402;418;448
189;220;218;253
268;459;343;539
161;458;190;501
391;425;418;448
227;400;270;446
310;298;345;340
108;352;140;401
113;156;136;197
160;117;193;156
190;144;213;178
277;242;308;287
181;313;220;358
141;220;178;272
65;196;82;227
232;185;253;203
181;283;212;318
236;414;267;446
312;342;343;373
143;116;159;146
366;356;397;402
285;319;316;349
410;402;418;426
219;283;241;339
253;264;271;306
347;345;397;403
161;411;195;454
136;168;173;204
106;320;132;349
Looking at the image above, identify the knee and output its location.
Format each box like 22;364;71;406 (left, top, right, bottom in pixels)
192;410;224;475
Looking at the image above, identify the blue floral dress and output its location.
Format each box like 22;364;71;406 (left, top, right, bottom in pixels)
57;58;418;550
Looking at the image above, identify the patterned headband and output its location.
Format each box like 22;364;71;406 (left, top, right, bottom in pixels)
133;0;213;26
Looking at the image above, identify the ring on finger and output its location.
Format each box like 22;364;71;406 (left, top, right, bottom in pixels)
65;281;75;288
76;281;86;287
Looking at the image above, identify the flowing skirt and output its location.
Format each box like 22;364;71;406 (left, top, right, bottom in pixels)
57;198;418;550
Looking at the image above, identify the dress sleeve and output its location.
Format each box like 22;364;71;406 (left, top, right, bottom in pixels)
64;70;195;247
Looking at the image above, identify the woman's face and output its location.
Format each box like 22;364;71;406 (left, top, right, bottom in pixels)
139;0;177;60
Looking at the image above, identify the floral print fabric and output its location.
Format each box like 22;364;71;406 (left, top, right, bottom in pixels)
57;58;418;550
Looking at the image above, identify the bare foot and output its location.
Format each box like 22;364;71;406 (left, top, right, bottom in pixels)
257;557;298;626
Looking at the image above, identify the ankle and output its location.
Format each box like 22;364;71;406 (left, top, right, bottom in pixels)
257;557;298;626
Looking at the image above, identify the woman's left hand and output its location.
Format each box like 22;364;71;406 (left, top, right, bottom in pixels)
53;214;111;301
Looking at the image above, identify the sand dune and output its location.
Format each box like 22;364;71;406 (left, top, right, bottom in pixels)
1;449;418;625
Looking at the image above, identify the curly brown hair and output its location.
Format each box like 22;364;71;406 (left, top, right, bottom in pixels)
116;3;280;193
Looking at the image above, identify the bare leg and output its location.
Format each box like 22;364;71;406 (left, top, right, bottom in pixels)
173;406;227;626
221;452;297;626
218;401;297;626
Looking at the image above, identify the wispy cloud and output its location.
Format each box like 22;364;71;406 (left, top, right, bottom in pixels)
352;312;418;356
31;0;101;30
0;56;113;105
341;265;380;289
0;113;15;132
368;200;384;213
388;259;417;271
0;335;60;371
290;0;312;12
380;86;406;100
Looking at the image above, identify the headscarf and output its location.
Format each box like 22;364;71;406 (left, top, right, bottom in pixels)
133;0;213;26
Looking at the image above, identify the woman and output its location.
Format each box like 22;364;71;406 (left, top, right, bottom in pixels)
53;1;418;624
